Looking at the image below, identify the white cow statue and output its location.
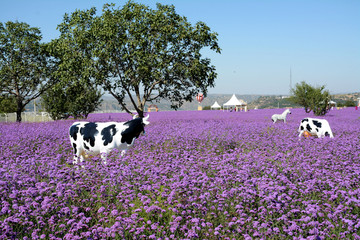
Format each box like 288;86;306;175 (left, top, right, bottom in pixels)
298;117;334;138
271;109;291;123
69;115;150;165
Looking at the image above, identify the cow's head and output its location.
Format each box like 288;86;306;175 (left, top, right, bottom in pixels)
133;114;150;124
121;115;150;144
139;115;150;136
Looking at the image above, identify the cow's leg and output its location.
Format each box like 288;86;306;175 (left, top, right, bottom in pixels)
100;152;108;165
79;151;86;163
316;132;323;138
71;143;82;164
120;150;127;157
324;129;334;138
298;131;303;138
73;155;79;165
73;149;85;165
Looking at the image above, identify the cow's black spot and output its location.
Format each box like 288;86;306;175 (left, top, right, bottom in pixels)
301;118;309;123
306;124;312;132
72;143;77;155
101;124;117;146
325;132;330;137
83;143;89;150
312;120;322;128
80;122;98;147
300;126;304;131
69;124;80;141
316;128;319;132
121;118;145;144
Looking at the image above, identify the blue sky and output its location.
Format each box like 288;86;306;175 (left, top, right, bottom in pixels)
1;0;359;95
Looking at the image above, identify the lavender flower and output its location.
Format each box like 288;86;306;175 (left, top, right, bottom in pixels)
1;108;360;239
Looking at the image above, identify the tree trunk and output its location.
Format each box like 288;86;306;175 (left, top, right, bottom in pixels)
137;110;144;118
16;99;23;122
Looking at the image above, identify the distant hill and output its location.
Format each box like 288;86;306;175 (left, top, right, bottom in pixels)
248;95;300;109
332;92;360;106
247;92;360;109
25;92;360;113
97;92;360;112
98;94;262;112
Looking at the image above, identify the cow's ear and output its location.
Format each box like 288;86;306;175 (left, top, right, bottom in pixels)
133;114;139;119
143;115;150;125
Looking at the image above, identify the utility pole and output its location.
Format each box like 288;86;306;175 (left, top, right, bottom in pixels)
289;67;292;95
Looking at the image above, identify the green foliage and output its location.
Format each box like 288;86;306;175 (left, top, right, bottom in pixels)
43;9;103;120
0;94;17;113
290;81;331;116
253;96;300;109
41;82;102;120
0;21;57;122
337;100;356;107
289;81;313;113
57;1;221;117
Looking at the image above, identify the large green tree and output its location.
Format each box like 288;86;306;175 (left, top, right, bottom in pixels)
0;21;56;122
42;21;103;120
58;1;221;117
290;81;331;116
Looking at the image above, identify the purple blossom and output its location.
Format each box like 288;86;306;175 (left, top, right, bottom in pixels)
0;108;360;238
97;207;105;214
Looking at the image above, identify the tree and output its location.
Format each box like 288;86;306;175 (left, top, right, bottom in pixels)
58;1;221;117
344;100;356;107
42;21;103;120
0;94;17;113
289;81;313;113
0;21;56;122
41;82;102;120
290;81;331;116
310;86;331;116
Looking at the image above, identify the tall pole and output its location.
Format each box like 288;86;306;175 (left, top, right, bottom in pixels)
289;67;292;95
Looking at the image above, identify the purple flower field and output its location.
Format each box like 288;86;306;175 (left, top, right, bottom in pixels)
1;108;360;239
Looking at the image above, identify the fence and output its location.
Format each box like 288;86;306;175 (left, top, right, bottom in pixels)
0;112;52;122
0;110;139;122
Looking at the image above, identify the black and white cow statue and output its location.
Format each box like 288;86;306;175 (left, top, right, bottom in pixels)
298;117;334;138
69;115;150;165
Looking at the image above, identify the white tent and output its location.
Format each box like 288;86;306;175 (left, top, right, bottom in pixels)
211;101;221;110
223;94;247;112
329;100;337;109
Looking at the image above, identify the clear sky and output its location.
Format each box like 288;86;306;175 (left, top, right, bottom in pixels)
1;0;359;95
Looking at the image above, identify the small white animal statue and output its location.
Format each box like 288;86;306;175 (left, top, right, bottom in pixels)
271;109;291;123
298;117;334;138
69;115;150;165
